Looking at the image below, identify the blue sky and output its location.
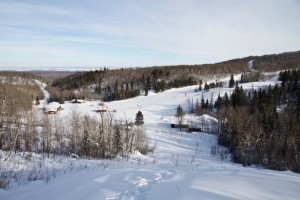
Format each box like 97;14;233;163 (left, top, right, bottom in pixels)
0;0;300;69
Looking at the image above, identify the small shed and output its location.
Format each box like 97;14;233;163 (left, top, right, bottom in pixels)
171;124;189;132
44;102;62;114
96;108;107;113
188;127;202;132
171;124;189;129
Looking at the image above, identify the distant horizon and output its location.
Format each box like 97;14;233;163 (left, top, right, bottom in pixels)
0;49;298;72
1;0;299;69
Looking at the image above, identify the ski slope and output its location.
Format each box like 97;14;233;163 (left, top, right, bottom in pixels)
1;75;300;200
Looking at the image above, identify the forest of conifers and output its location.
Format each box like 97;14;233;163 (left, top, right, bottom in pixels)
216;70;300;172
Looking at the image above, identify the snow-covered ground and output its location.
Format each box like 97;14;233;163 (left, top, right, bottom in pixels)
35;79;50;104
1;74;299;200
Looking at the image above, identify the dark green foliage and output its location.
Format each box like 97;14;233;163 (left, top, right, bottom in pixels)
48;95;64;104
176;105;184;117
204;81;223;91
58;98;65;104
216;75;300;172
240;72;262;83
214;94;223;109
154;76;197;93
231;85;247;108
204;83;209;91
229;74;235;88
135;111;144;126
279;69;300;82
154;80;166;93
81;130;89;157
109;90;140;101
35;96;40;105
144;76;151;96
224;92;230;107
113;125;123;155
297;91;300;116
279;69;300;92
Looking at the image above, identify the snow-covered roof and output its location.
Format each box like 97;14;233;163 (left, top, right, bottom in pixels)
44;102;61;112
72;99;85;103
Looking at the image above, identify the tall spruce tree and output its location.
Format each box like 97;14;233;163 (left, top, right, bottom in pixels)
135;111;144;126
229;74;235;88
35;96;40;105
113;125;122;156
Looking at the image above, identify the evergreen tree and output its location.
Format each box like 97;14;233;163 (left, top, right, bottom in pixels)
231;86;247;108
229;74;235;88
205;99;209;111
201;93;205;109
204;83;209;91
58;98;64;104
199;85;202;91
296;90;300;117
81;130;89;156
144;76;151;96
224;92;229;107
214;94;223;109
195;98;201;116
113;125;122;156
145;88;148;96
135;111;144;126
35;96;40;105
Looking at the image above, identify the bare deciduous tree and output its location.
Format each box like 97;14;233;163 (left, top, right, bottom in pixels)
176;105;184;131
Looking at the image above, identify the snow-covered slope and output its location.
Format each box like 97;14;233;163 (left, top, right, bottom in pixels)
248;60;254;71
35;79;50;103
1;75;299;200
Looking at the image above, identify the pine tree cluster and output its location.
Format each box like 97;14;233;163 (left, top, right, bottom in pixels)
216;71;300;172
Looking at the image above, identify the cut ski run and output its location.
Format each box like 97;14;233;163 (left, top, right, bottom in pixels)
1;74;300;200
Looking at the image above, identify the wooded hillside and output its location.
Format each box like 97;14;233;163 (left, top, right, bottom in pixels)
50;51;300;102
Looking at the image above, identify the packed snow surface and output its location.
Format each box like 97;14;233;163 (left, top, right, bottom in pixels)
1;74;299;200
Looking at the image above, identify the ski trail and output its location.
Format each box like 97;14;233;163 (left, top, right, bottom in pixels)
35;79;50;105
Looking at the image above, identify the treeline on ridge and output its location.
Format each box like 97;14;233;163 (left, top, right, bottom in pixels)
49;51;300;102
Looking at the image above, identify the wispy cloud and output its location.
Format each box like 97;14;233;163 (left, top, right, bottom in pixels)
0;0;299;68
